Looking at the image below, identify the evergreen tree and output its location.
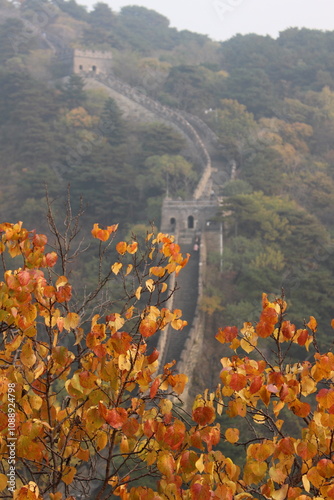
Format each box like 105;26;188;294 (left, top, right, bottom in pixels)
61;74;86;109
99;97;126;146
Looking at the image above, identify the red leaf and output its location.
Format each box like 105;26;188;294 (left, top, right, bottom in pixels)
122;418;139;437
192;406;215;426
281;320;295;340
230;373;247;392
150;378;160;399
99;403;128;429
147;348;159;364
249;376;263;394
216;326;238;344
297;329;309;346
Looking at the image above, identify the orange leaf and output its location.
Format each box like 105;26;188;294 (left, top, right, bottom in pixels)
307;316;317;332
122;418;140;437
147;348;159;364
91;223;118;241
127;242;138;254
62;466;76;485
316;388;334;409
316;458;334;478
290;400;311;418
297;329;309;346
157;451;175;479
45;252;58;267
225;428;239;444
281;320;295;340
116;241;127;255
164;420;186;450
230;373;247;392
192;406;215;426
99;403;128;429
216;326;238;344
139;318;158;338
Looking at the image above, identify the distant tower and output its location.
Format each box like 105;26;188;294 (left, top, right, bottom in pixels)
73;49;112;75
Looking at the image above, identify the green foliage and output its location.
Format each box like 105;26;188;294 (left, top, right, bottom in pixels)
56;0;88;21
99;97;126;145
61;74;86;109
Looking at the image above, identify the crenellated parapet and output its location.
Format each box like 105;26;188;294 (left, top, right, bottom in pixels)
73;49;112;75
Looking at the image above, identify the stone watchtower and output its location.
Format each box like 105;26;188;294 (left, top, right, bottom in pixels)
73;49;112;75
161;198;219;240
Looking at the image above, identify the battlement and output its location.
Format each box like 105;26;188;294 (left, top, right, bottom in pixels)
73;49;112;75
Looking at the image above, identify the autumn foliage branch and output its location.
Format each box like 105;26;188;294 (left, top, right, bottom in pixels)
1;219;334;499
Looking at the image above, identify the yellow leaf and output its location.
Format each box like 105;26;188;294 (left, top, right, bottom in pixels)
146;279;155;292
240;338;255;353
302;474;311;493
301;376;316;397
34;360;45;379
76;447;90;462
127;242;138;254
111;262;122;275
118;354;131;371
32;419;52;430
234;495;254;500
120;435;129;454
126;264;133;276
145;450;157;466
135;286;142;300
159;399;173;415
74;328;84;346
62;466;76;486
161;282;168;293
125;306;134;319
20;341;36;368
96;430;108;451
56;276;68;290
64;312;80;331
195;454;205;473
307;316;317;332
0;473;7;490
50;493;63;500
271;484;289;500
157;451;175;479
252;414;267;424
29;395;43;411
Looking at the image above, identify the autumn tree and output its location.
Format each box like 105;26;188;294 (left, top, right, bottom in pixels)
2;213;334;499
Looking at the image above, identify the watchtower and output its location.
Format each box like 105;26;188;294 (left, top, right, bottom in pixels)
161;198;219;239
73;49;112;75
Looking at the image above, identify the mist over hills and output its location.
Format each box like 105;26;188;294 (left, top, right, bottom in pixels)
1;0;334;356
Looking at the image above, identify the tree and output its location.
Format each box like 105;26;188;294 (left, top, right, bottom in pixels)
2;218;334;498
143;154;197;199
61;74;86;110
99;98;126;146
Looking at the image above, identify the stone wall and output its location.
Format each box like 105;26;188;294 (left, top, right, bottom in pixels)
73;49;112;75
91;73;213;199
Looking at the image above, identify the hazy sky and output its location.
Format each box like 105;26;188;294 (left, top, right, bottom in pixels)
81;0;334;42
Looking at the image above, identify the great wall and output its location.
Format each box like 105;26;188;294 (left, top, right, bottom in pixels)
49;43;230;403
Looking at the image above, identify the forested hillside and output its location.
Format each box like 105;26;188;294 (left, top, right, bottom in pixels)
1;0;334;350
